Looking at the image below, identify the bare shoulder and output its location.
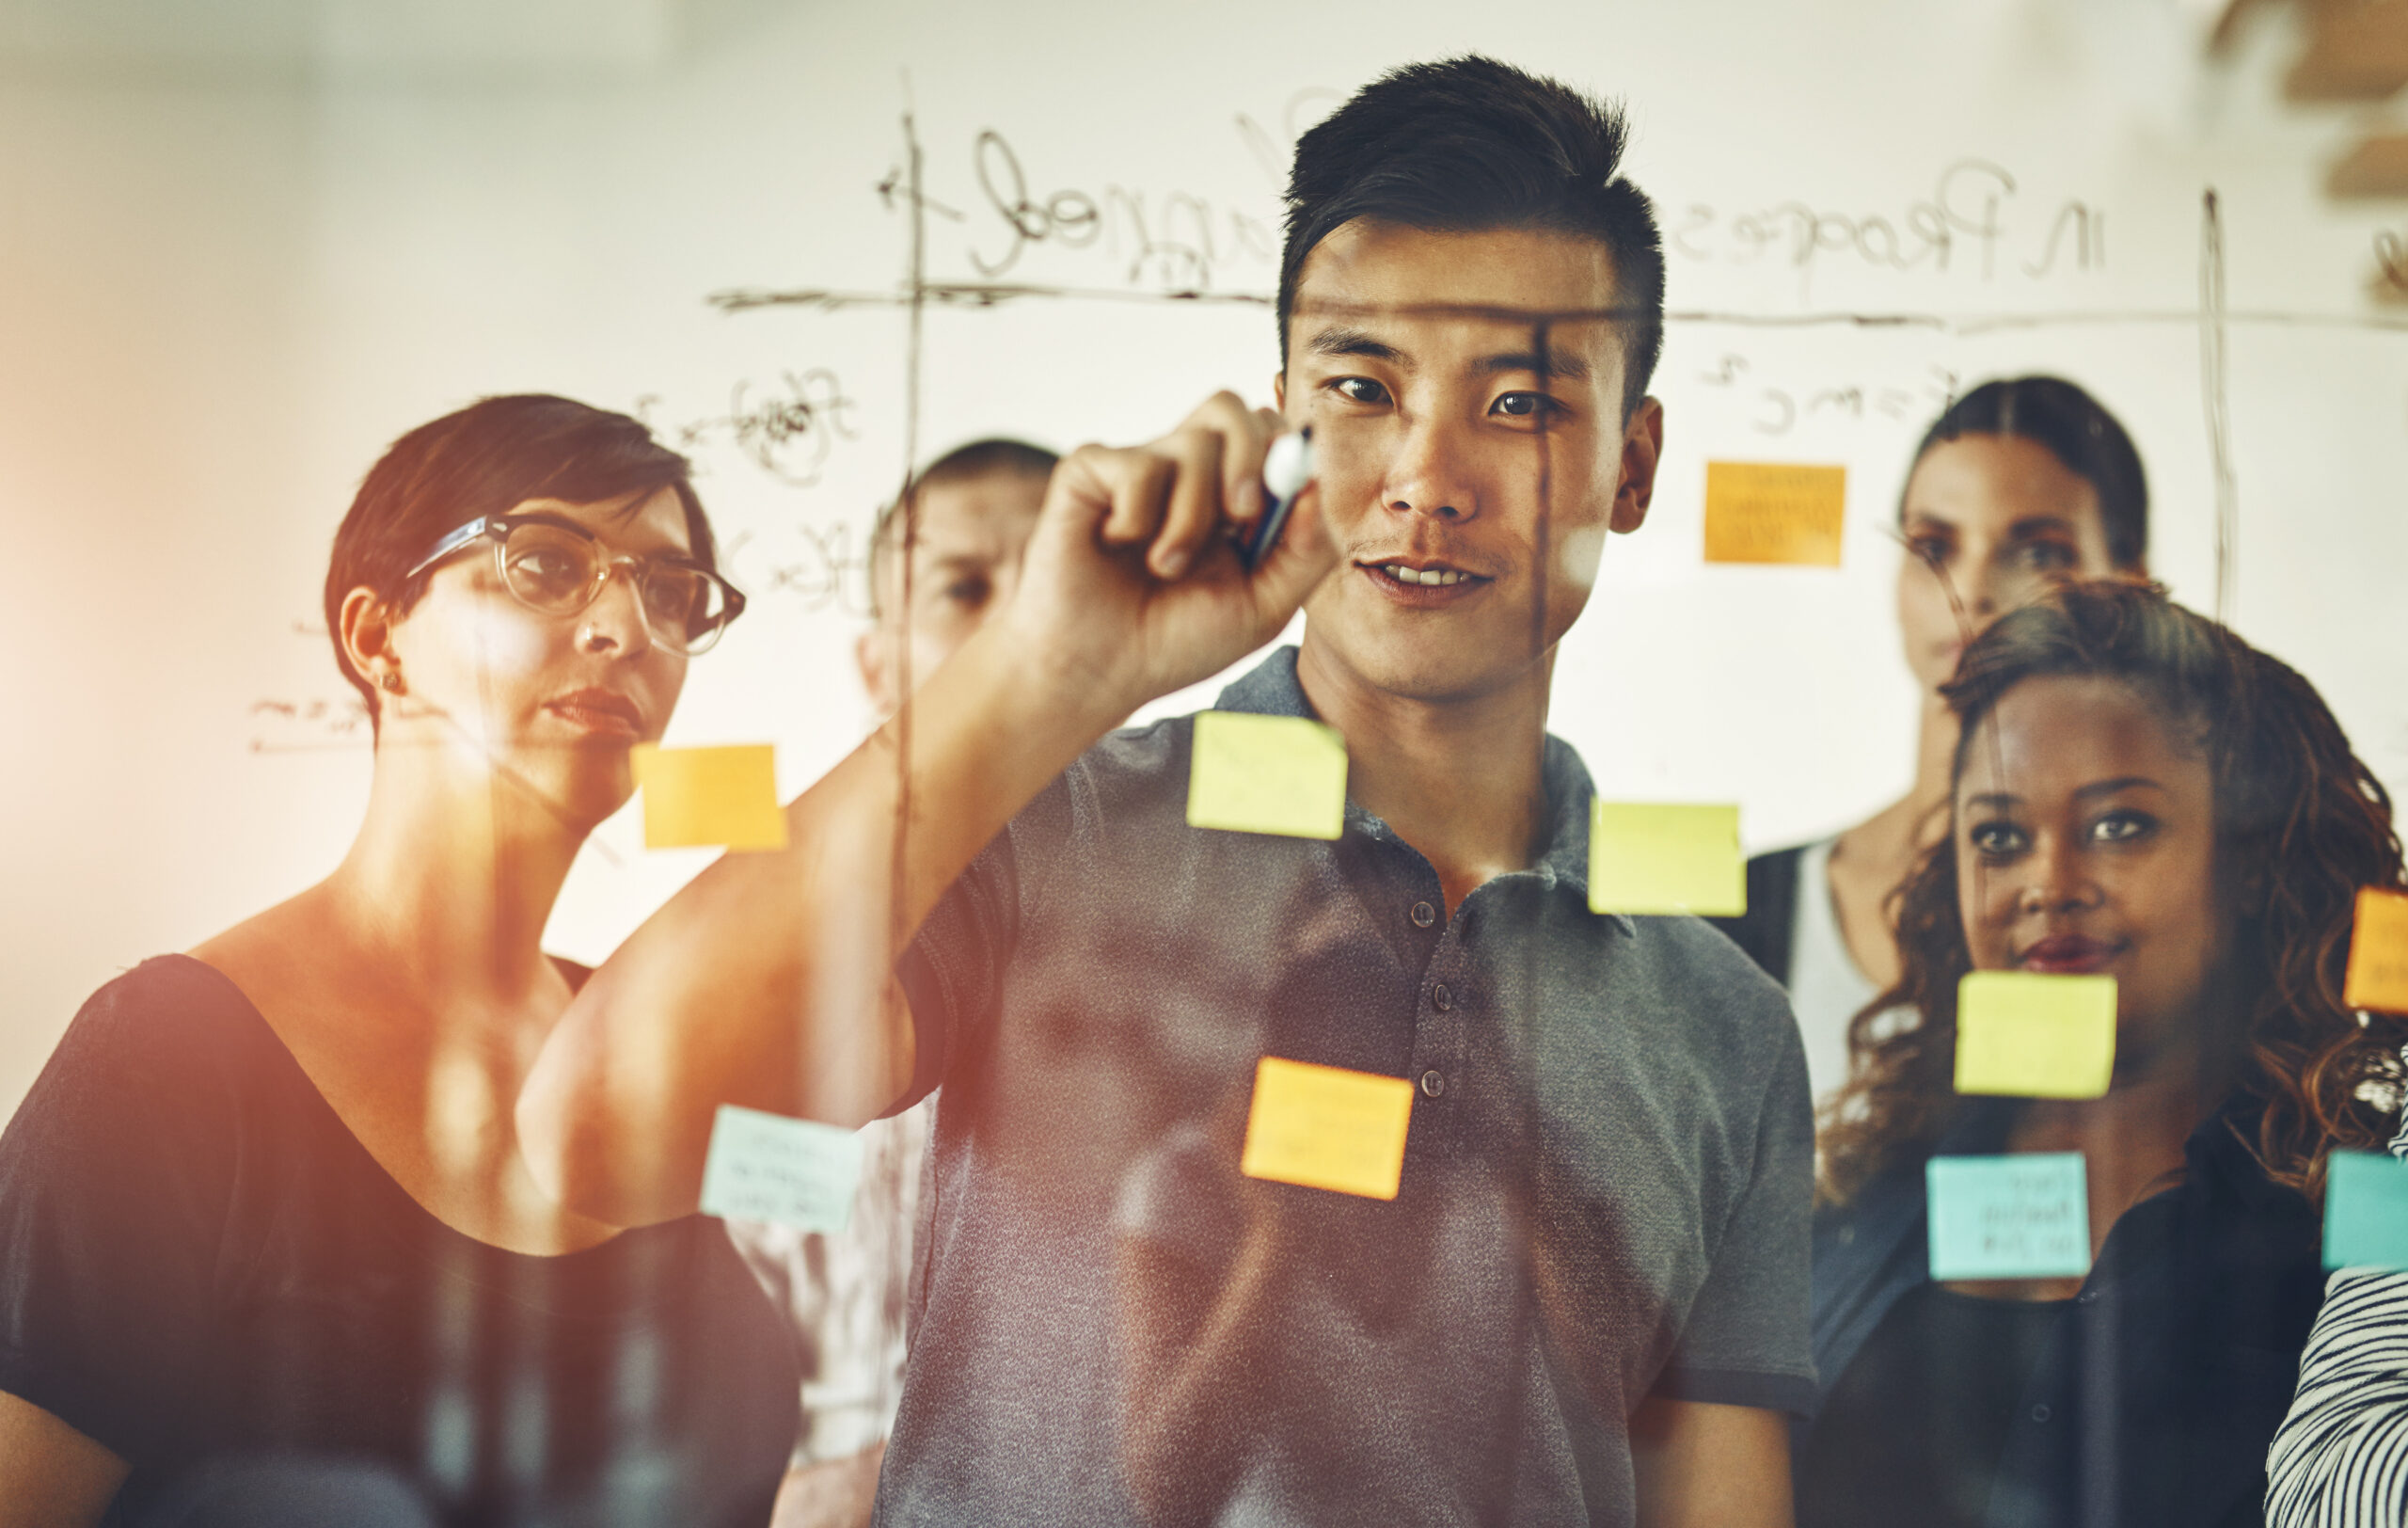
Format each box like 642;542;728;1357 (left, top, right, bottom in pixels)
186;886;343;1017
0;1392;128;1528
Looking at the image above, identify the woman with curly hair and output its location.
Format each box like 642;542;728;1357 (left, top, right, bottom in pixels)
1792;580;2405;1528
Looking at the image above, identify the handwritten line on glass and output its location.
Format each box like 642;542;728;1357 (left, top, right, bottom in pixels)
1588;803;1745;916
1954;970;2116;1099
632;743;789;852
1186;712;1348;840
1239;1057;1416;1202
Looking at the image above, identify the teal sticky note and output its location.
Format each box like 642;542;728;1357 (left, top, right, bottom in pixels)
2324;1151;2408;1270
1927;1153;2092;1281
698;1104;865;1231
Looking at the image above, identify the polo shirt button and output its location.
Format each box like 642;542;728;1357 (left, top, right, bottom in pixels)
1433;984;1453;1011
1410;901;1437;929
1419;1070;1445;1098
2030;1404;2052;1424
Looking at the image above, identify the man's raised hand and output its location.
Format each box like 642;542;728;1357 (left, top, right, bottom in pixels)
1000;391;1337;716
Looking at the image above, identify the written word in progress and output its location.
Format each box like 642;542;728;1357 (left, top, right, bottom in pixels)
700;1105;865;1232
1588;803;1745;917
2324;1151;2408;1271
1241;1057;1417;1202
1669;159;2107;288
633;743;788;852
1703;462;1847;566
938;127;1278;294
1694;354;1961;439
1187;711;1348;840
1927;1153;2092;1281
1955;971;2116;1099
2344;885;2408;1013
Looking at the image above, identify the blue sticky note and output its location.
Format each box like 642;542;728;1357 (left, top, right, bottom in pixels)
698;1104;864;1232
2325;1151;2408;1270
1927;1153;2092;1281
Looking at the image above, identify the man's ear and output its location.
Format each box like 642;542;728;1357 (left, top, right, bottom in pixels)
1273;371;1287;414
855;628;898;720
338;586;401;696
1610;396;1665;535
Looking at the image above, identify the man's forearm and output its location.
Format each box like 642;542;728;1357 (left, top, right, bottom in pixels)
518;623;1131;1225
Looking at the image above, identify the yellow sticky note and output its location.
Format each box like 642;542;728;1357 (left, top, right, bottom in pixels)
1955;971;2116;1098
1187;712;1347;840
1589;802;1744;916
633;743;789;852
1703;462;1847;566
2344;886;2408;1013
1240;1056;1415;1201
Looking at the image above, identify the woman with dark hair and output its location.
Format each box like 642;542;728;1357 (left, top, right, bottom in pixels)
0;395;796;1526
1713;376;2151;1101
1792;581;2405;1528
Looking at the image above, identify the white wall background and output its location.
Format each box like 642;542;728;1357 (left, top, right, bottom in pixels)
3;0;2404;1116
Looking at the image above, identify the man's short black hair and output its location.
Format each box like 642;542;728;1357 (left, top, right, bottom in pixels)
1278;56;1665;420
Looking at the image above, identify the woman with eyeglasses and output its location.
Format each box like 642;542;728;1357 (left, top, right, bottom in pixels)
0;396;794;1527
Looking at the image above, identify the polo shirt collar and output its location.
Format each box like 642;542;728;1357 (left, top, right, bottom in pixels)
1212;646;1629;933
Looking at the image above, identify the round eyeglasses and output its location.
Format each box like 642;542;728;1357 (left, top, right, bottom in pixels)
403;513;748;657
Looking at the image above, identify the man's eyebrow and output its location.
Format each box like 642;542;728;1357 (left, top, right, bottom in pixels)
1306;326;1408;365
1472;349;1592;383
2004;516;2078;539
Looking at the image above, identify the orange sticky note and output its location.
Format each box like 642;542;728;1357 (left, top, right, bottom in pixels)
1955;971;2116;1098
1589;802;1745;916
2344;886;2408;1013
632;743;788;852
1239;1057;1415;1201
1703;462;1847;566
1187;711;1348;840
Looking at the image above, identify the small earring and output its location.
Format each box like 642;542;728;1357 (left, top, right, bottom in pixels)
377;670;404;694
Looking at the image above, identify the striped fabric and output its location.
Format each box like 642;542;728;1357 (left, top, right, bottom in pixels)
2263;1093;2408;1526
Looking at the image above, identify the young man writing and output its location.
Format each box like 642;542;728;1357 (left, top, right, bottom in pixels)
737;438;1054;1528
523;56;1813;1526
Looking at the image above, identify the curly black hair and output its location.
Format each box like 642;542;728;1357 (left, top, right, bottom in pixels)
1821;580;2405;1204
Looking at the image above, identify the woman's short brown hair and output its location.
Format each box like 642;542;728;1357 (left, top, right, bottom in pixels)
322;394;716;724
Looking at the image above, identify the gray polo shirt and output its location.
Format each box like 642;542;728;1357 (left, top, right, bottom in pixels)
881;647;1814;1527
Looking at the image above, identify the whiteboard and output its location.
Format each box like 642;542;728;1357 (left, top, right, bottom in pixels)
3;0;2404;1115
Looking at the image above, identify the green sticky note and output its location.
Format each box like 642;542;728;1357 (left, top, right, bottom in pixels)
1927;1153;2092;1281
2325;1151;2408;1270
1955;971;2116;1098
1187;711;1348;840
1588;802;1744;915
698;1104;864;1231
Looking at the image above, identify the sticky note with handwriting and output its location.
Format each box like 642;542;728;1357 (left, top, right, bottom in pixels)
1703;461;1847;567
633;742;788;852
1927;1153;2092;1281
1588;802;1744;916
1955;970;2116;1098
2344;886;2408;1014
1239;1057;1415;1201
1187;712;1347;840
698;1104;864;1231
2325;1151;2408;1269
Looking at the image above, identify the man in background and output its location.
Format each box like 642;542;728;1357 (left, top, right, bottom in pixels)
732;438;1054;1528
